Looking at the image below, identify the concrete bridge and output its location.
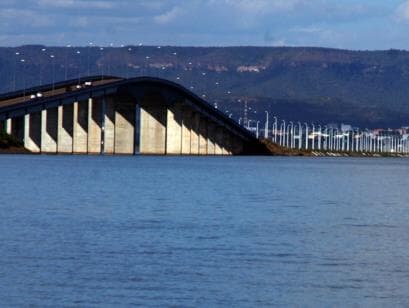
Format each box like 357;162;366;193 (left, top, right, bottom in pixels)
0;76;267;155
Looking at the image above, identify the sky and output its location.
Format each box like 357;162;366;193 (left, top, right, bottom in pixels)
1;0;409;50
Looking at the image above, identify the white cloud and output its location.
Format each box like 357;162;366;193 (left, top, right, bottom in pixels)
222;0;305;15
36;0;114;9
292;26;323;34
0;8;54;27
396;1;409;21
154;7;183;24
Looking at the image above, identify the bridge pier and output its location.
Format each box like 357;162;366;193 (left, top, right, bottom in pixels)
190;113;200;155
103;97;116;154
207;123;216;155
199;117;208;155
181;107;192;155
24;112;41;153
215;127;224;155
88;98;102;154
6;118;12;135
114;96;135;155
73;101;88;154
140;94;167;155
166;101;183;155
57;104;73;153
41;108;58;153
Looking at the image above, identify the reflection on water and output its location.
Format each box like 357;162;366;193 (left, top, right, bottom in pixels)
1;155;409;306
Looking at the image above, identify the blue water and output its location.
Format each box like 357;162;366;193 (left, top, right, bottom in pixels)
1;156;409;307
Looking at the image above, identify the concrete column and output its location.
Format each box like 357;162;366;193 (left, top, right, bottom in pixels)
73;101;88;154
207;122;216;155
199;117;208;155
11;116;24;142
57;104;73;153
231;137;244;155
88;98;102;154
181;108;192;155
223;131;232;155
190;113;200;155
41;108;58;153
215;127;224;155
24;112;41;153
166;102;183;155
114;97;135;155
140;94;167;155
103;97;115;154
6;118;12;135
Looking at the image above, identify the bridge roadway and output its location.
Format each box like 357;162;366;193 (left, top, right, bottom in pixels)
0;76;268;155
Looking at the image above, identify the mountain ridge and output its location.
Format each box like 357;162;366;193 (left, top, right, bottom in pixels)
1;45;408;128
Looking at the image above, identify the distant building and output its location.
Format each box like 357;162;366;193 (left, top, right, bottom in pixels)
340;124;353;132
326;123;338;129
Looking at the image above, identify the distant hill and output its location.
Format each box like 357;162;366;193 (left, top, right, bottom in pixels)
1;45;409;128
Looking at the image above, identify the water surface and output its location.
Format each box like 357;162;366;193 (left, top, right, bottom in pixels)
1;156;409;306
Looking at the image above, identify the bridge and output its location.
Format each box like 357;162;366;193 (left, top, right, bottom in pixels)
0;76;267;155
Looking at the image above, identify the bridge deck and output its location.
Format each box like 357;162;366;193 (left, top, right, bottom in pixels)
0;77;122;109
0;76;268;155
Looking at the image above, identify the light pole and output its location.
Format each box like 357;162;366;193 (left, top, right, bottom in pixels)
50;54;55;91
40;48;46;85
64;44;71;80
311;123;315;150
87;42;93;76
127;47;132;78
346;131;350;152
304;122;309;150
99;47;104;80
264;111;269;139
76;50;81;85
298;122;302;149
288;121;294;148
13;51;20;91
273;116;278;143
323;126;328;150
20;58;26;99
280;120;286;146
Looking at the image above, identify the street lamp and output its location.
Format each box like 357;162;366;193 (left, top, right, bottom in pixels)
13;51;20;91
76;50;81;85
40;48;46;86
99;47;105;80
280;120;286;147
50;54;56;91
311;123;315;150
304;122;309;150
64;44;71;80
264;111;269;139
273;116;278;143
288;121;294;149
297;122;302;149
87;42;93;76
20;59;26;99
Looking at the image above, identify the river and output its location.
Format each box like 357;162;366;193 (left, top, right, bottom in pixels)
1;155;408;306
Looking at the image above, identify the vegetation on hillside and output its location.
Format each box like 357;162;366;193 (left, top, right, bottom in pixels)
1;46;409;127
0;131;27;153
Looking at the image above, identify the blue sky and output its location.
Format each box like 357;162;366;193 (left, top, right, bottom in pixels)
1;0;409;50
